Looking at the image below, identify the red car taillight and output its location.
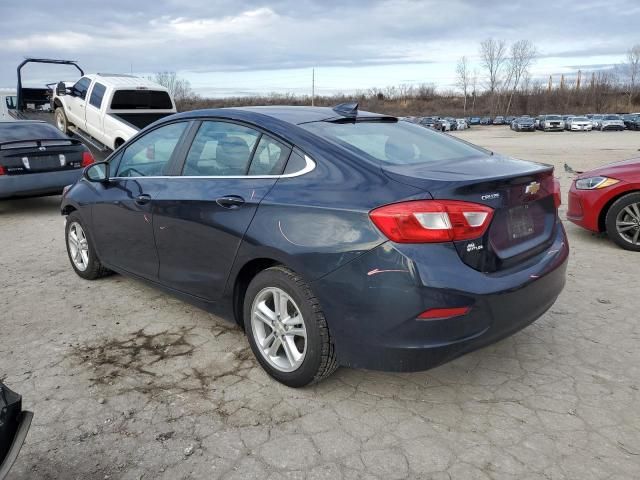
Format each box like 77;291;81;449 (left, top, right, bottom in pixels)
0;166;5;176
81;151;95;167
369;200;494;243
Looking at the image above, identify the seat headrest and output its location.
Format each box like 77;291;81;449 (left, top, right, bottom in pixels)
216;136;250;169
384;138;415;163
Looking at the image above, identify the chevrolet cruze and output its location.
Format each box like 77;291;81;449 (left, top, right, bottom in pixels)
61;104;569;387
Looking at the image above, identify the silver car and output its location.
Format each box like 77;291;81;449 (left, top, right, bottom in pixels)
566;116;593;131
599;114;625;131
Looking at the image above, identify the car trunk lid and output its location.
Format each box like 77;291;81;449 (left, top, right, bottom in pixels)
383;155;558;272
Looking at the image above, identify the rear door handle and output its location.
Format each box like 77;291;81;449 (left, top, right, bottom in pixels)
135;194;151;205
216;195;245;209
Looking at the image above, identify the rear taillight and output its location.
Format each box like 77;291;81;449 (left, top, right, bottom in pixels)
0;166;5;176
553;178;561;208
369;200;494;243
81;151;95;167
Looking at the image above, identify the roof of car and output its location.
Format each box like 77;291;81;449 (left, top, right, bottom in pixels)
172;106;394;126
84;73;169;91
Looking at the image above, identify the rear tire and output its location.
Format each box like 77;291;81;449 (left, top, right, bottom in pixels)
243;266;338;387
55;107;70;135
605;192;640;252
65;213;112;279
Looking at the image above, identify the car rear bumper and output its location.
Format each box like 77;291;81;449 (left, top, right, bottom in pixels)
313;220;569;371
0;169;81;199
570;125;592;131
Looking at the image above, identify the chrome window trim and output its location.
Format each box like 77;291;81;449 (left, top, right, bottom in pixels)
109;154;316;180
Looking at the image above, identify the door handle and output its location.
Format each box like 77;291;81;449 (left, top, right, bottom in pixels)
216;195;245;209
135;194;151;205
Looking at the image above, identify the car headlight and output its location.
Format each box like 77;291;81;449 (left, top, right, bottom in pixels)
575;176;620;190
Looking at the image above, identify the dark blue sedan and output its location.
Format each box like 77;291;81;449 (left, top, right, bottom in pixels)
61;104;569;387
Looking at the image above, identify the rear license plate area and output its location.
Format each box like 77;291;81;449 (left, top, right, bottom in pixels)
23;155;63;171
507;205;535;240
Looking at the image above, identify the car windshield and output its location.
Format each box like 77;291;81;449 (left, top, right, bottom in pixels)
546;115;562;120
573;117;588;121
604;115;620;120
301;119;487;166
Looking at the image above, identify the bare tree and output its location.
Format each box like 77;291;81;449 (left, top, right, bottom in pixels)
480;38;507;93
455;56;471;115
480;38;507;114
471;69;478;114
150;72;198;106
504;40;537;115
622;44;640;110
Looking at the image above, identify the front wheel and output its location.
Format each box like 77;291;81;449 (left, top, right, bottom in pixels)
605;193;640;251
244;266;338;387
55;108;70;135
65;213;112;279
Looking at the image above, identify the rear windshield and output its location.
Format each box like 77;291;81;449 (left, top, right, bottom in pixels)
0;121;67;142
573;117;588;121
301;120;487;165
604;115;620;120
110;90;173;110
545;115;562;120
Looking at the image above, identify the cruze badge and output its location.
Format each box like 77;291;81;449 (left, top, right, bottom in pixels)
525;181;541;195
481;193;500;200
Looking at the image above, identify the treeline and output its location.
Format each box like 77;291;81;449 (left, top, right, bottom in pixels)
177;80;640;117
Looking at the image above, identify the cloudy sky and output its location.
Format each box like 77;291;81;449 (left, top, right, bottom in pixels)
1;0;638;97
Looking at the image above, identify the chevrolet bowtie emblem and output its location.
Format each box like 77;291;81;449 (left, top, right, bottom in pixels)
525;181;540;195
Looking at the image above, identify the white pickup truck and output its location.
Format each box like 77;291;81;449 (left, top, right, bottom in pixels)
51;74;177;150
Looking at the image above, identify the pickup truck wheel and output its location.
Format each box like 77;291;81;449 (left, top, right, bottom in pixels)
55;108;70;134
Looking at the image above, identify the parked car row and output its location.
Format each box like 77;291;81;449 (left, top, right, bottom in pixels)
507;113;640;132
405;113;640;132
404;116;470;132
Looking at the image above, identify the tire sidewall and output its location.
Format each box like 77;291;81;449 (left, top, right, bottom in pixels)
65;213;101;278
605;193;640;252
243;268;324;387
55;108;68;134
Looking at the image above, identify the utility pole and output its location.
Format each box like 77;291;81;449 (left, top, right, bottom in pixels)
311;68;315;106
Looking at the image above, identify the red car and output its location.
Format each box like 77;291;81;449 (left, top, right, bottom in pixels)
567;158;640;251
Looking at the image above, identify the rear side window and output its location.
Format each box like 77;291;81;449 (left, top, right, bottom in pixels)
183;121;260;176
116;122;188;177
89;83;106;109
301;120;486;166
283;150;307;174
111;90;173;110
73;77;91;100
248;136;291;175
5;96;16;110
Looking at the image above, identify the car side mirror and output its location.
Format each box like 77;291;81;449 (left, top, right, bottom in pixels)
84;161;110;183
56;82;67;96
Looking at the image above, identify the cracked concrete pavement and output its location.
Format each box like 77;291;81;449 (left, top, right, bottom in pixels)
1;128;639;479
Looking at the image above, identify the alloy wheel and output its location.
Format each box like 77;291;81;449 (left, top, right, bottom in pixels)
68;222;90;271
56;112;65;132
251;287;307;372
615;202;640;246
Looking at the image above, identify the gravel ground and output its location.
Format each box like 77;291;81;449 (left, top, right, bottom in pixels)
1;127;639;479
